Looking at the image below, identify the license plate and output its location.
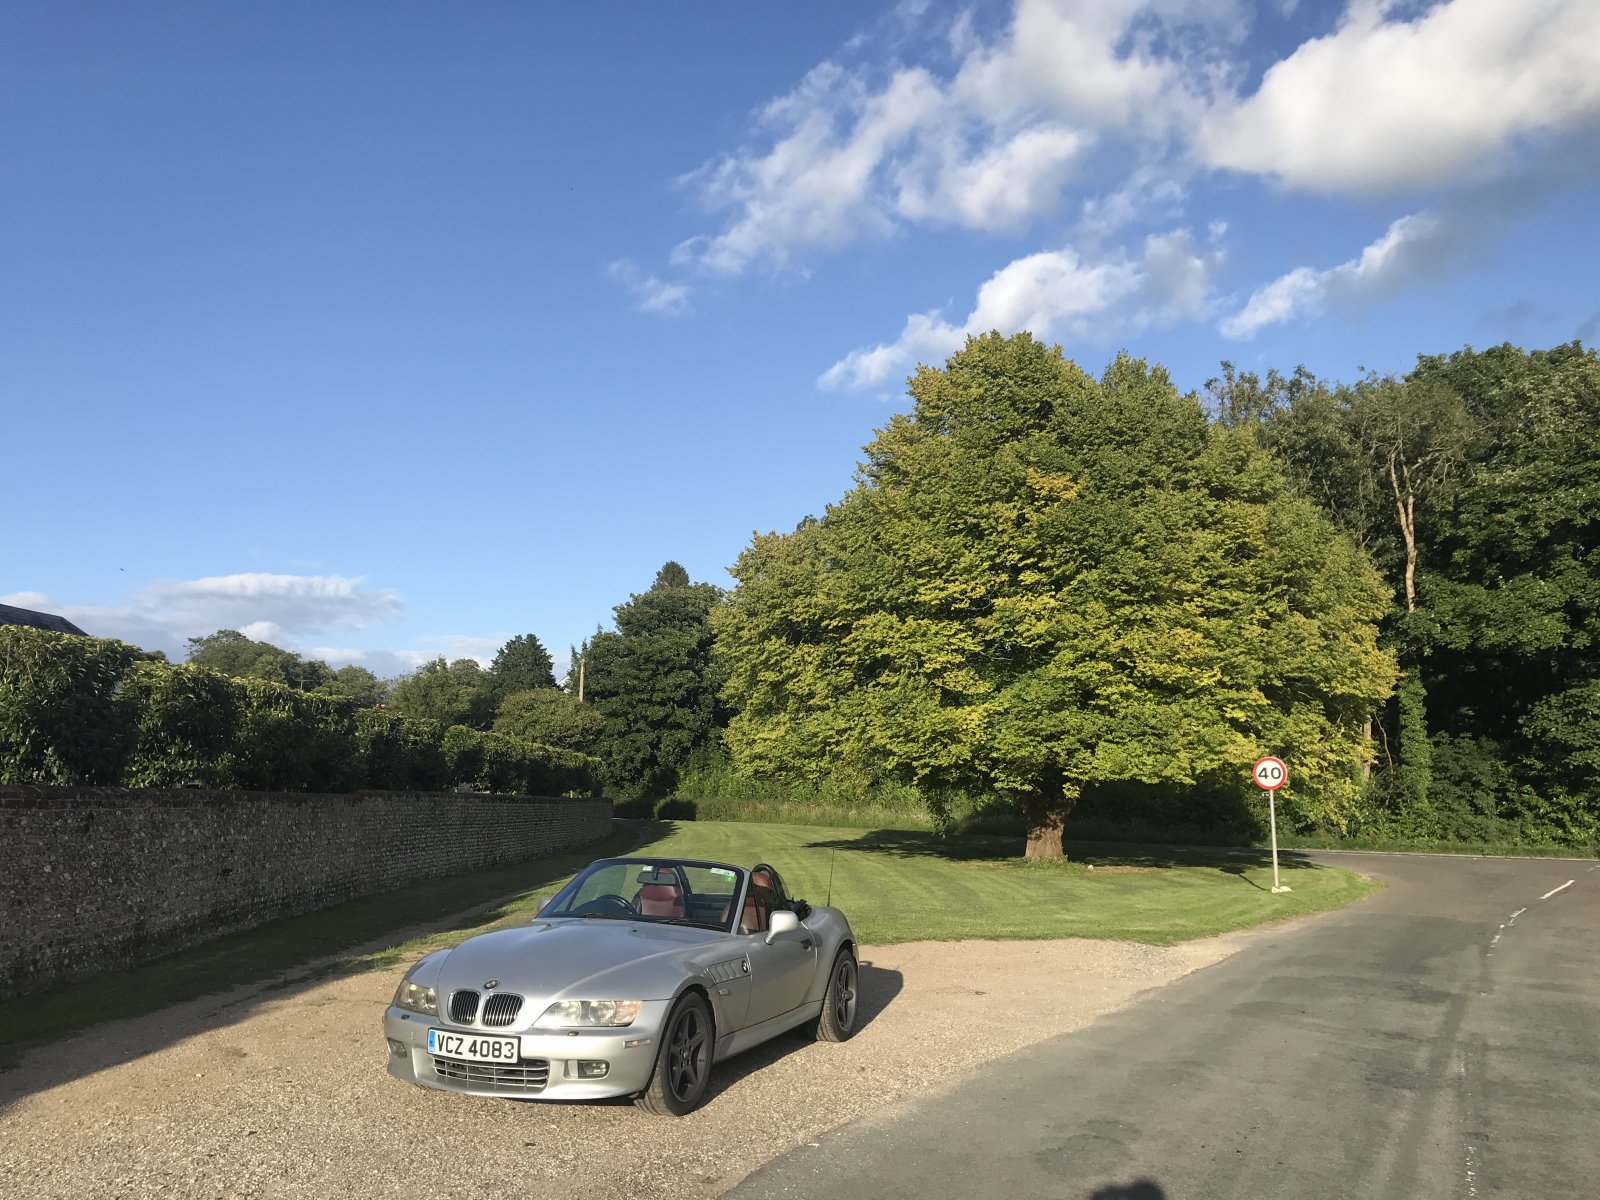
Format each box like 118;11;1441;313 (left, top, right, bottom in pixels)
427;1029;521;1063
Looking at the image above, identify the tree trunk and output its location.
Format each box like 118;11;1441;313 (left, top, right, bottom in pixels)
1025;807;1065;859
1020;781;1077;860
1387;453;1419;614
1360;718;1373;782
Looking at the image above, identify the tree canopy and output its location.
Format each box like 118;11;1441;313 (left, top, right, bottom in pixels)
387;657;498;729
1222;342;1600;842
578;563;726;800
717;333;1395;857
490;633;556;692
494;688;604;754
185;629;334;691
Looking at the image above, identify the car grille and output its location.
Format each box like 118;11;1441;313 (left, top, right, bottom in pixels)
432;1056;550;1093
480;992;524;1028
448;990;480;1024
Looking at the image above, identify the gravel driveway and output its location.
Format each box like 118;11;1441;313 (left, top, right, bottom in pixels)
0;932;1247;1199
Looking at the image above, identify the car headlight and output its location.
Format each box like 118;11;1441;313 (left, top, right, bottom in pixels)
393;979;440;1016
535;999;642;1028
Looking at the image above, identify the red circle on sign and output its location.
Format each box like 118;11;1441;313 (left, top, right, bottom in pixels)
1252;756;1287;791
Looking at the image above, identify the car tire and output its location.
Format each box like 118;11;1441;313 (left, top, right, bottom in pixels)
815;948;858;1042
635;992;715;1117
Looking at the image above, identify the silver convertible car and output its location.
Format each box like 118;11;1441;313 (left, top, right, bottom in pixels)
384;856;859;1115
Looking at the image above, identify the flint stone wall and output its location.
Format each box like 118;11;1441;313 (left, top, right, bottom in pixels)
0;785;613;1001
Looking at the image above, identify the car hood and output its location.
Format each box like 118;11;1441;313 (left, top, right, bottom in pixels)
432;918;729;1007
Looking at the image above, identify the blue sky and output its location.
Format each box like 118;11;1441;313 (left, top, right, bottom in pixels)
6;0;1598;677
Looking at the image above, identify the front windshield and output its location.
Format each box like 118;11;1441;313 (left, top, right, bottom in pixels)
543;859;744;931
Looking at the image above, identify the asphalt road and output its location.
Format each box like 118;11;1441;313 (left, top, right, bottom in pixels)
731;853;1600;1200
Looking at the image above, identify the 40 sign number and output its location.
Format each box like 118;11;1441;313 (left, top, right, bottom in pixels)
1252;756;1287;791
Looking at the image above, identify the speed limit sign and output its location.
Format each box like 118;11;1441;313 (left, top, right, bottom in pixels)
1252;756;1287;791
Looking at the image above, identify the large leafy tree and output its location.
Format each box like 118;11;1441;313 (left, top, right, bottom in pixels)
185;629;333;691
326;664;386;707
387;657;498;729
578;564;726;800
490;634;556;693
718;333;1394;858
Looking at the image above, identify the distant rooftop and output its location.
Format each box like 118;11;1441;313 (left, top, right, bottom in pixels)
0;603;88;637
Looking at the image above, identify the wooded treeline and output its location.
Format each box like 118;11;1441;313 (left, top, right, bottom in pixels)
7;335;1592;855
712;334;1596;854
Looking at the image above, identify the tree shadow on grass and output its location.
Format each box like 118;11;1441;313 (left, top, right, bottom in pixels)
802;827;1320;877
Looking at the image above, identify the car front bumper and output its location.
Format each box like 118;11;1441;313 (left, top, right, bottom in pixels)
383;1003;671;1100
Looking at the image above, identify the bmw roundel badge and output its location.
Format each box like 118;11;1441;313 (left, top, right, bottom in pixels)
483;979;499;990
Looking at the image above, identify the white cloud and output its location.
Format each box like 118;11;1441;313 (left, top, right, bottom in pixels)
673;63;947;275
4;574;400;659
1199;0;1600;192
5;578;519;682
660;0;1600;285
948;0;1218;136
670;2;1242;276
1220;211;1453;337
894;125;1089;231
607;258;692;317
1075;164;1188;242
821;228;1219;390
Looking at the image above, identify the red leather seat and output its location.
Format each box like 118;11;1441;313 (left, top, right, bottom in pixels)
637;881;685;918
740;869;774;934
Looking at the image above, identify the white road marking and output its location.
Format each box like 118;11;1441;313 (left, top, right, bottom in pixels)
1539;880;1575;900
1508;907;1526;925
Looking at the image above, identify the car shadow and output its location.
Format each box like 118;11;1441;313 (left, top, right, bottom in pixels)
699;959;904;1105
1089;1182;1167;1199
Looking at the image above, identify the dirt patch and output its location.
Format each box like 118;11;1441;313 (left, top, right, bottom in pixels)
0;933;1250;1200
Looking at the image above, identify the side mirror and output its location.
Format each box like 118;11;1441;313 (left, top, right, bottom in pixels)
530;895;551;919
765;909;800;944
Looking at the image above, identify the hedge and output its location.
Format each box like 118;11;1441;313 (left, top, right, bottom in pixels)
0;627;151;785
0;626;602;796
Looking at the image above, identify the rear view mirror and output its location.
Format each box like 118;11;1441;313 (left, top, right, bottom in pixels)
765;910;800;943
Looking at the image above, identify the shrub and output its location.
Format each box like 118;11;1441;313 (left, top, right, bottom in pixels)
442;724;602;796
0;626;601;798
356;710;450;791
0;627;149;784
122;661;241;787
232;679;362;792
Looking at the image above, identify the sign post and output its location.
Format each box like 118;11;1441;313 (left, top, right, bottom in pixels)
1252;756;1290;894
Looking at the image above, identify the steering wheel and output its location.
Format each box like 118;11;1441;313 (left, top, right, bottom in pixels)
578;893;636;916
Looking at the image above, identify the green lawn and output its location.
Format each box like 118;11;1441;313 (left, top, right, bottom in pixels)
643;821;1379;945
0;819;1376;1060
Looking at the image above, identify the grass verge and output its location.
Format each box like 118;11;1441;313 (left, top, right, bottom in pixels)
0;819;1378;1060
